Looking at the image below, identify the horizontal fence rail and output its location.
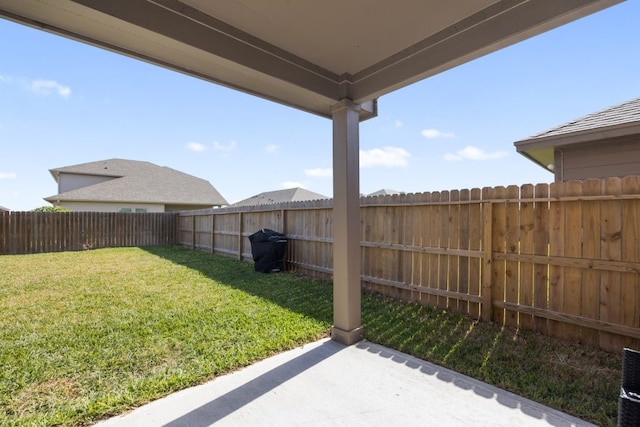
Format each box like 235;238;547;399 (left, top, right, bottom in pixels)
0;212;177;254
178;176;640;354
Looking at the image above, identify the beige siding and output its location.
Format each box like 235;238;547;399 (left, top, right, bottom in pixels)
557;135;640;181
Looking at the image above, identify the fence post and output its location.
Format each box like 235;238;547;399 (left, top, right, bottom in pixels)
210;212;215;254
238;212;243;260
191;214;196;249
481;200;493;322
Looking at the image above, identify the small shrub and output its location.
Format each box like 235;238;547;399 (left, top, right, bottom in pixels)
31;206;71;212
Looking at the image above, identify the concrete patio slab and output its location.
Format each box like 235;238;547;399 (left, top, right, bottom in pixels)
94;338;596;427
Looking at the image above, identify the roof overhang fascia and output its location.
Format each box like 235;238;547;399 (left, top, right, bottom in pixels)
350;0;624;101
514;121;640;169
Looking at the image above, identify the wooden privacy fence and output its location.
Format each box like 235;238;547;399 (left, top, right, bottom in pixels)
0;211;177;254
178;176;640;353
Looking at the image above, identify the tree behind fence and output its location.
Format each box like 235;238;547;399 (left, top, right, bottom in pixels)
0;211;177;254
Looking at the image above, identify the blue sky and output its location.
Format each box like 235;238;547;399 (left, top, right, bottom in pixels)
1;2;638;211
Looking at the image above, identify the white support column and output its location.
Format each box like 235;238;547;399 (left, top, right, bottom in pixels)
330;99;363;345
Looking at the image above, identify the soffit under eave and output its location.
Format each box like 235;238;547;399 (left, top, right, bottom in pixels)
515;148;555;171
514;121;640;171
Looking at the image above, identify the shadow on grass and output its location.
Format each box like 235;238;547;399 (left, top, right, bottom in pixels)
142;246;620;426
141;246;334;326
360;293;621;427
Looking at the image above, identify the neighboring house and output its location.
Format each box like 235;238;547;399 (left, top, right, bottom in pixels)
0;205;9;212
232;188;329;207
44;158;228;212
514;97;640;182
367;189;404;197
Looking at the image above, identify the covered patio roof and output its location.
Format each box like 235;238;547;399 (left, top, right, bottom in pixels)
0;0;624;345
0;0;623;120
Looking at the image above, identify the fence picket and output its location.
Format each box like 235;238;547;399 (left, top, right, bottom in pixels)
438;190;450;310
599;177;623;352
427;192;439;307
458;189;470;315
468;188;482;319
621;176;640;349
533;183;549;334
581;179;601;346
519;184;535;330
505;185;520;328
548;182;565;340
563;181;583;343
491;186;507;324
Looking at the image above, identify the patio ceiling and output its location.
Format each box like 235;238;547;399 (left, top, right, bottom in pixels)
0;0;623;120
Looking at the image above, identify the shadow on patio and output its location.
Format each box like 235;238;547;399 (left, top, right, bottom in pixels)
95;337;595;427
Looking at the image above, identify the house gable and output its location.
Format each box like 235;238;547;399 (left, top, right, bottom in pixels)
58;173;117;193
45;158;228;210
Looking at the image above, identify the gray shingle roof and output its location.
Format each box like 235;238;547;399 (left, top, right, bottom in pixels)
367;189;404;197
45;159;228;206
526;97;640;140
232;188;329;207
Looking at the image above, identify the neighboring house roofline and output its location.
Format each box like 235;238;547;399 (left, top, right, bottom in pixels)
514;96;640;170
515;121;640;150
45;158;228;207
232;187;329;207
367;189;404;197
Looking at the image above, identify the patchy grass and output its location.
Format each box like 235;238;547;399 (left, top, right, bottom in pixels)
0;246;621;426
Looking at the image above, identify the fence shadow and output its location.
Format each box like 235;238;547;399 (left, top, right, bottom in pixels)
141;246;334;325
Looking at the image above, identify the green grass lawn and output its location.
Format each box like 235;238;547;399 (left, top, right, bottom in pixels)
0;246;621;426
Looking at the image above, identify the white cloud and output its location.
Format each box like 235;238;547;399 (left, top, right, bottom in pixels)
213;141;236;152
0;172;17;179
305;168;332;177
30;79;71;98
421;128;455;139
0;75;11;83
187;142;207;152
360;146;410;168
395;120;404;128
281;181;306;189
265;144;279;153
444;145;509;161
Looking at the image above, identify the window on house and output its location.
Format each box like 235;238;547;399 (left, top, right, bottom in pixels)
119;208;132;213
135;208;148;213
